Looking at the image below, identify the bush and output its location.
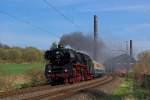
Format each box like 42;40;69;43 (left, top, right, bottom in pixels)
0;69;14;91
25;68;46;87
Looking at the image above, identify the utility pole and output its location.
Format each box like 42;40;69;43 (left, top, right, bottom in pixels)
125;41;128;54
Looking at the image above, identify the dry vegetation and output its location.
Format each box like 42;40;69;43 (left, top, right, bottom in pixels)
132;50;150;88
0;70;14;92
127;50;150;99
24;68;47;87
133;50;150;75
0;68;46;92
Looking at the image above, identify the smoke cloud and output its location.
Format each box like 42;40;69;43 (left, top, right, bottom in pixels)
59;32;111;63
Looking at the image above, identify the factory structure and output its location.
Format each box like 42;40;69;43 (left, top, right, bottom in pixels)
104;39;136;73
93;15;136;73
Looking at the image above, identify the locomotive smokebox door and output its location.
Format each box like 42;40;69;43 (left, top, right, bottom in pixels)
58;44;64;48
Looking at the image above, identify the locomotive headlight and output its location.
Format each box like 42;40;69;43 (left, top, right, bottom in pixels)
48;70;51;73
64;69;68;73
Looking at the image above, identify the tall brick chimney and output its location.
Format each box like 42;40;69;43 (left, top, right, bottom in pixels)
93;15;98;61
130;40;133;57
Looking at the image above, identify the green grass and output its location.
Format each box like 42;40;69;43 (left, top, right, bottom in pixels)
113;78;150;99
114;78;133;96
0;64;45;75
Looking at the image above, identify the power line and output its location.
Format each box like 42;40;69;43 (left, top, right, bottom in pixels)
43;0;80;30
0;10;57;36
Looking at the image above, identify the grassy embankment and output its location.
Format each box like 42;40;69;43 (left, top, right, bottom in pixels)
113;77;150;100
0;64;46;92
113;78;133;99
84;77;150;100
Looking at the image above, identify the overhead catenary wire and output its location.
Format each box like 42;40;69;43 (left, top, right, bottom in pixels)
0;10;57;36
43;0;80;30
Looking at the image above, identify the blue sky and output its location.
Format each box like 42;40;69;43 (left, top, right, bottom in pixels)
0;0;150;56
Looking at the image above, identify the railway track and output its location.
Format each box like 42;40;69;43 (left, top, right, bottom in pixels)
0;75;116;100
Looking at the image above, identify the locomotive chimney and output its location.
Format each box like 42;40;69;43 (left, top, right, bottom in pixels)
93;15;98;61
130;40;133;57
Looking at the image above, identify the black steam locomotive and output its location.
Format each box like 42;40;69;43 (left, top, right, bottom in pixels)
44;44;95;85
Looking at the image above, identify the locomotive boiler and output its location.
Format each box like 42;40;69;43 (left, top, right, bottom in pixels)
44;44;95;85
